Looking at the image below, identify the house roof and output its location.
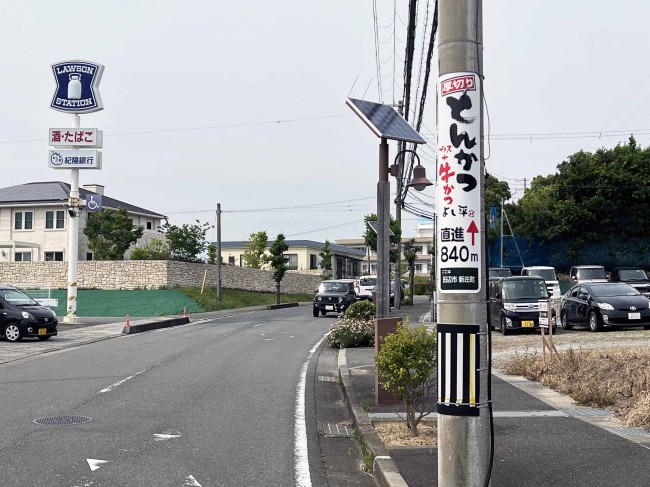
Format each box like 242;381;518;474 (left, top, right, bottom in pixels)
220;239;366;259
0;181;166;218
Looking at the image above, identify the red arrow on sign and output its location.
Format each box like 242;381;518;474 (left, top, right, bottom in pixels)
467;220;479;245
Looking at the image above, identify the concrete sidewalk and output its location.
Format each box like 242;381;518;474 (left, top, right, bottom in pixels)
337;297;650;487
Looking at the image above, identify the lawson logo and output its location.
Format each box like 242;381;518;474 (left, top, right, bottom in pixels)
51;60;104;113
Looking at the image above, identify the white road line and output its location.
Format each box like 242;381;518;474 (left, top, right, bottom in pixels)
184;475;202;486
294;333;327;487
98;366;155;394
87;459;108;471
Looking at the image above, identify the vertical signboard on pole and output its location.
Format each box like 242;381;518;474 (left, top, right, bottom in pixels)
437;73;482;293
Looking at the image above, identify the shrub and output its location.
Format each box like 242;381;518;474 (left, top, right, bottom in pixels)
375;322;437;436
327;316;375;349
345;300;376;321
413;282;431;295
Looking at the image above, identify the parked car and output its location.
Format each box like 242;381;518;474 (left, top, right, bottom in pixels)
568;265;608;287
0;285;58;342
561;282;650;332
609;267;650;297
489;276;555;335
489;267;512;279
369;281;405;307
355;275;377;300
521;266;561;298
313;280;358;317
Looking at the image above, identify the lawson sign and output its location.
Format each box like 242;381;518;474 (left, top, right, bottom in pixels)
50;60;104;114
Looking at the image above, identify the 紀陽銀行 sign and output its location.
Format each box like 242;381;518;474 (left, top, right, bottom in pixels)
49;149;102;169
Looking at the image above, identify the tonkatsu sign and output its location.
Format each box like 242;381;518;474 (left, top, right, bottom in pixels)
50;60;104;113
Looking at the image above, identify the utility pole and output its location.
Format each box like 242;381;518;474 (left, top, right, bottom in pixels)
437;1;490;486
394;99;404;310
216;203;222;303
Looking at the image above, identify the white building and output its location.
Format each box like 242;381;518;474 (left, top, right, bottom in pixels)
0;181;165;262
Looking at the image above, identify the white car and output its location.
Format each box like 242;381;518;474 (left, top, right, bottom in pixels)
521;266;561;298
355;275;377;300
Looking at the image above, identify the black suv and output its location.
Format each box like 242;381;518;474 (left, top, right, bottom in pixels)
609;267;650;297
313;280;357;317
0;285;58;342
489;276;555;335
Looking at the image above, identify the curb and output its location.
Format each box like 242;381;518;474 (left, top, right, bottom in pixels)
337;349;409;487
266;302;300;310
122;316;191;334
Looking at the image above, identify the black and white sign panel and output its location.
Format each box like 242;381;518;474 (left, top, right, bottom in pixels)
437;73;482;293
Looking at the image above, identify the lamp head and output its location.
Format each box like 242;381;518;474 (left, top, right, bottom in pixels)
407;163;433;191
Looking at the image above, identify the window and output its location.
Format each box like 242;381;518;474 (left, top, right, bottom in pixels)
14;211;34;230
228;256;235;266
415;263;423;273
46;210;66;229
45;251;64;261
309;254;318;270
15;252;32;262
147;222;152;230
286;254;298;270
86;253;93;261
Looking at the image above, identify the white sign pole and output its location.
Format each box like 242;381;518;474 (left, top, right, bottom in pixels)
64;113;81;323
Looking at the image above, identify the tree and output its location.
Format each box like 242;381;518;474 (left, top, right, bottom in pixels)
242;231;268;268
159;219;213;263
207;243;217;265
83;208;144;260
375;322;437;436
363;213;402;264
402;238;422;304
319;240;333;279
267;234;289;305
130;238;171;260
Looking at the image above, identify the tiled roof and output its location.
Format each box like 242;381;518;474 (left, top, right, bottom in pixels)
0;181;165;218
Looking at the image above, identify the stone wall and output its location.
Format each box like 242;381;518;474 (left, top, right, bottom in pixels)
0;261;323;295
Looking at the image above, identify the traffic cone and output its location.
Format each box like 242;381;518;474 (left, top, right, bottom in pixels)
125;314;130;331
183;307;187;318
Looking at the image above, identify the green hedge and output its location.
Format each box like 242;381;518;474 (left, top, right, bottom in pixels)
413;282;431;295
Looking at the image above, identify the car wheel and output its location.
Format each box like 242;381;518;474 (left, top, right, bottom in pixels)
312;308;319;318
561;313;572;330
320;309;327;316
4;323;22;342
643;325;650;330
588;311;601;332
37;336;51;341
500;316;510;336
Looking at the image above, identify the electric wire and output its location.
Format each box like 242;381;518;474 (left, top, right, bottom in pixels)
372;0;384;102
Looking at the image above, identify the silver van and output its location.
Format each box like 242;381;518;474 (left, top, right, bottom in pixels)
521;266;561;298
569;265;608;287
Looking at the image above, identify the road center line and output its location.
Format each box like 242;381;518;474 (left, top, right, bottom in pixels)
98;365;156;394
294;333;327;487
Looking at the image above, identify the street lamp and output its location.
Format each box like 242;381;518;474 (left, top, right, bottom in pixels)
404;151;433;191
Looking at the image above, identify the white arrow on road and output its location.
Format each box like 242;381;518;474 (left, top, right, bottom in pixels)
154;432;182;441
87;459;108;471
184;475;202;486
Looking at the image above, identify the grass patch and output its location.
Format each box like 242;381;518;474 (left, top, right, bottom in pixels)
501;347;650;430
179;287;313;312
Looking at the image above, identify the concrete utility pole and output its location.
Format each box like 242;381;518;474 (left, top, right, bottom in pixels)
377;138;391;319
65;113;81;323
216;203;222;303
394;99;404;310
437;0;490;486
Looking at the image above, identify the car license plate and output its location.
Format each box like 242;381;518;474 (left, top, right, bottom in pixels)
521;321;534;328
38;328;47;336
628;312;641;320
326;305;334;311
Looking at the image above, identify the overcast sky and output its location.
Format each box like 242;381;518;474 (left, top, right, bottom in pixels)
1;1;648;244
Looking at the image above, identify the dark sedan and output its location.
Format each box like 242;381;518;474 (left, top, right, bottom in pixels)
560;282;650;332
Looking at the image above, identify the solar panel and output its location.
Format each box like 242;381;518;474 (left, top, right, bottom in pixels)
346;98;427;145
367;220;395;236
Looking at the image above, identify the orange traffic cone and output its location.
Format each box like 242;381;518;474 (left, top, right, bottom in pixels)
125;314;130;331
183;307;187;318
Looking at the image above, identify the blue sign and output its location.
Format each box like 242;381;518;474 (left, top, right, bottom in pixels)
51;60;104;113
86;194;103;212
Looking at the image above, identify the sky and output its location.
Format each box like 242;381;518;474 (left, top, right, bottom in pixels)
1;1;649;244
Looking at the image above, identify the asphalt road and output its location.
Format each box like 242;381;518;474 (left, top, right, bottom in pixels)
0;306;368;487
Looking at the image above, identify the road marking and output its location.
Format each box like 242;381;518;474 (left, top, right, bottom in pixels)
294;333;328;487
98;365;155;394
154;432;182;441
184;475;202;486
87;459;108;471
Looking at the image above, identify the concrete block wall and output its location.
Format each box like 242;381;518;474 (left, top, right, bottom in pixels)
0;261;323;295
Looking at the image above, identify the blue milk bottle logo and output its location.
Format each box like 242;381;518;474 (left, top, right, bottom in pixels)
51;60;104;113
